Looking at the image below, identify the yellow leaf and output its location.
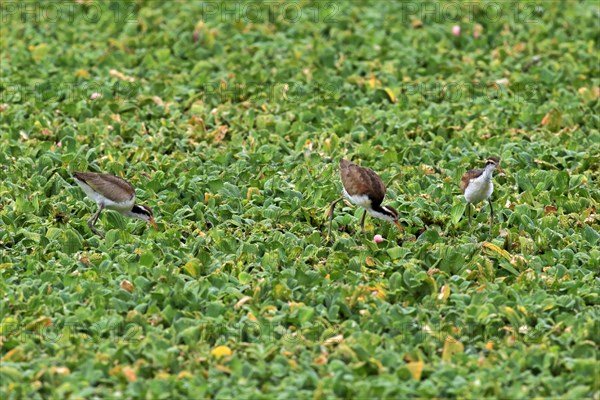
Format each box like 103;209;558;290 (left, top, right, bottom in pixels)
411;19;423;29
50;366;70;375
75;69;90;79
288;301;305;311
247;187;260;201
368;74;380;88
183;259;200;278
234;296;252;309
485;341;494;350
438;284;450;301
421;165;436;175
482;242;512;261
156;371;171;380
246;312;257;321
365;257;376;267
122;366;137;382
109;69;135;82
2;347;24;362
383;88;397;103
273;283;290;300
502;306;516;316
323;334;344;346
120;279;134;293
29;43;49;62
263;305;277;313
406;361;424;381
517;305;528;315
25;316;52;331
214;364;232;374
0;317;18;334
442;337;464;362
544;205;557;214
177;371;193;379
211;345;233;358
313;352;328;365
540;109;562;131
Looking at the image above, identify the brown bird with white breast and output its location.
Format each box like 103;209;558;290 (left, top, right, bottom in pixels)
328;159;402;237
73;171;157;238
460;156;501;231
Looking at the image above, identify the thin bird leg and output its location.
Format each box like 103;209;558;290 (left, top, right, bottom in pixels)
88;203;105;238
488;198;494;233
327;197;344;237
359;208;367;236
467;203;472;227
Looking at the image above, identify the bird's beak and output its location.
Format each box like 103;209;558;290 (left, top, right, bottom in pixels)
149;218;158;230
394;221;403;231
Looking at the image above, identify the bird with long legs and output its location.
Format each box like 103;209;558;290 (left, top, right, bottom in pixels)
73;171;157;238
328;159;402;237
460;156;501;232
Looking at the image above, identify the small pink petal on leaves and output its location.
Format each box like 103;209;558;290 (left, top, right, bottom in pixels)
373;234;384;243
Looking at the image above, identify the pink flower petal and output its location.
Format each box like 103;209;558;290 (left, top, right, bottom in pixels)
373;234;384;243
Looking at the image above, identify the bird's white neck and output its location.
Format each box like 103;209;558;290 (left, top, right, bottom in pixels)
482;165;496;181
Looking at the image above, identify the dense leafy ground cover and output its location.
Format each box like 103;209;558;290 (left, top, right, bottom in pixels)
1;1;599;398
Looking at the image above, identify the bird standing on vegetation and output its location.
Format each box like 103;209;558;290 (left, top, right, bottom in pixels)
460;156;501;231
328;159;402;237
73;171;157;238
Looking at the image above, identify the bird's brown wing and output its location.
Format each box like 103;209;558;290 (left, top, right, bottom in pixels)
460;169;483;193
73;172;135;203
339;159;387;205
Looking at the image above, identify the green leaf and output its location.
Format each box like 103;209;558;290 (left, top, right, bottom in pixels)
389;272;403;291
238;271;252;284
104;230;122;247
0;366;22;381
46;227;62;240
184;259;201;278
297;307;315;324
555;171;569;193
105;211;127;229
387;247;409;260
62;229;83;254
139;252;155;267
450;202;466;225
583;226;600;245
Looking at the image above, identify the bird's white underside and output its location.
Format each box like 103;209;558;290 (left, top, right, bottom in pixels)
464;175;493;204
342;189;396;222
75;179;135;212
343;190;371;208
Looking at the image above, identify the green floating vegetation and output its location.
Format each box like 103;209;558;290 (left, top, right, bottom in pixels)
1;1;599;399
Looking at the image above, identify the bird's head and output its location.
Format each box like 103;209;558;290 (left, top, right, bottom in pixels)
129;204;158;230
381;205;403;231
485;156;501;169
485;156;504;173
